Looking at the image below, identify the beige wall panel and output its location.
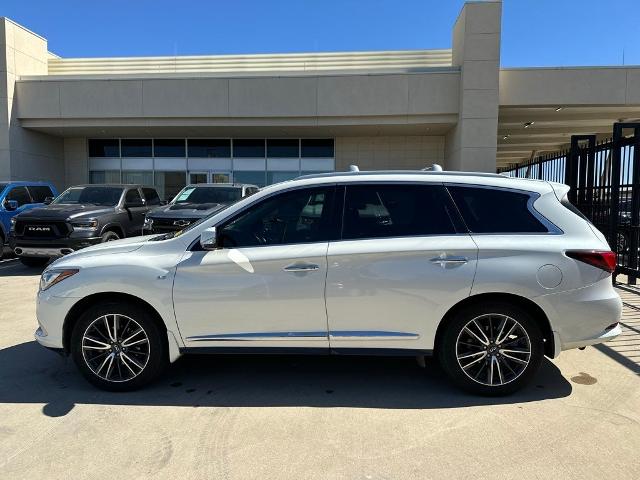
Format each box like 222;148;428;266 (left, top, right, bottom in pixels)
64;138;88;187
499;69;628;106
59;80;143;117
229;77;317;117
317;75;409;116
464;1;502;34
625;69;640;105
142;78;229;117
407;73;459;114
463;33;500;61
15;81;60;118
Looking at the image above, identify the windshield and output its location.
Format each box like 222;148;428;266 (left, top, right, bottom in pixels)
0;183;8;195
53;186;124;206
173;186;242;205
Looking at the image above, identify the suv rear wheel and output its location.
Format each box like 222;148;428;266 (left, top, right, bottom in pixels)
438;302;544;396
70;301;167;391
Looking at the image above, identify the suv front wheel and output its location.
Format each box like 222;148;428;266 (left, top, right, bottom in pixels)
438;302;544;396
71;301;167;391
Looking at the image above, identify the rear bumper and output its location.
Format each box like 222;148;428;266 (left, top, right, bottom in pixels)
535;276;623;355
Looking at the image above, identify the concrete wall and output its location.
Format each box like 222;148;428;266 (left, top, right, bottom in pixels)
335;136;444;171
63;137;87;187
0;18;64;188
445;1;501;172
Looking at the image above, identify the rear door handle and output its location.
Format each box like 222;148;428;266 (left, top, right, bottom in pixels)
283;263;320;272
429;256;468;267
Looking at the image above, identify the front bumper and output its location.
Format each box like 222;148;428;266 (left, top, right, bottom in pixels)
35;291;79;351
10;235;102;258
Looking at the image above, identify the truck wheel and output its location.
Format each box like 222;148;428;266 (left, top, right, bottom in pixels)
101;231;120;243
19;257;49;268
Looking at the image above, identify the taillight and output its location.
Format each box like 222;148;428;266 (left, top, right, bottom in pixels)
566;250;616;273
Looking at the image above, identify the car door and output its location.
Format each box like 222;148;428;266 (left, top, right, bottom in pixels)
122;188;147;236
173;185;338;350
325;182;478;352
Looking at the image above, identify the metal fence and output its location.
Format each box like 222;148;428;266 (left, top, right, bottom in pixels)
499;122;640;284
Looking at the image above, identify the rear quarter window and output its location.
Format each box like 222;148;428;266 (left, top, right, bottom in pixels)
447;186;549;234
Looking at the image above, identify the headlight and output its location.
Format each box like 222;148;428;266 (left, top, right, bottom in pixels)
71;219;98;231
10;217;16;231
39;268;79;291
143;216;154;229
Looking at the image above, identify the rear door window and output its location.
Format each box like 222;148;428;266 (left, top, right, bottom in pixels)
342;184;457;240
142;188;161;206
447;186;549;233
27;185;54;203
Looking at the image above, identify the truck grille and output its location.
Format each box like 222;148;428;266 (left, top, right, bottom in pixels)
15;220;70;238
151;218;194;233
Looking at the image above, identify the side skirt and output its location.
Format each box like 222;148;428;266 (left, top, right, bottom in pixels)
180;347;433;357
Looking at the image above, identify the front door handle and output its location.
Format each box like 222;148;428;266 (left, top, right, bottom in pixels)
429;255;468;267
283;263;320;272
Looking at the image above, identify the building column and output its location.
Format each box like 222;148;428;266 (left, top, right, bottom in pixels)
445;1;502;172
0;18;64;187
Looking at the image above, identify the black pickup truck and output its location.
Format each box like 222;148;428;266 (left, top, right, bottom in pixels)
9;184;161;267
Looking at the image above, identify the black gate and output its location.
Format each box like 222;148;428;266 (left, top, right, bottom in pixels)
498;123;640;284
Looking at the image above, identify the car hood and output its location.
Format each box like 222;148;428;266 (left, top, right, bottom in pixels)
148;202;226;219
50;235;150;264
16;203;116;220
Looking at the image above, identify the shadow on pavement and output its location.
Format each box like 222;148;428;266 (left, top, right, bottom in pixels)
0;259;45;277
0;341;572;417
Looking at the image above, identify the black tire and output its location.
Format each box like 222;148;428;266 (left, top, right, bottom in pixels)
100;230;120;243
19;256;49;268
437;302;544;396
70;301;168;391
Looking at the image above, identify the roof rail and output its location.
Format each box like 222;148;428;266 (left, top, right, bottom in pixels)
348;165;360;172
421;163;443;172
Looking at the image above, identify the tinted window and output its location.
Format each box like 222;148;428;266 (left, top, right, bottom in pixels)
121;139;152;157
188;139;231;158
142;188;161;206
174;186;242;205
220;187;334;248
54;187;123;207
267;139;299;158
27;185;54;203
301;139;334;158
89;139;120;157
233;139;265;158
154;139;185;157
0;183;8;194
234;171;266;187
125;189;143;205
448;186;549;233
342;184;456;240
6;186;31;207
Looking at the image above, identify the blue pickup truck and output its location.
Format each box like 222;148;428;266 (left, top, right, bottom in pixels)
0;181;58;259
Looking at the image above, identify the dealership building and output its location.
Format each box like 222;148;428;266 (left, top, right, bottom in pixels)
1;1;639;199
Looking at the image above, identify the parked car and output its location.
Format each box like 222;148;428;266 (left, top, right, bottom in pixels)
10;184;161;267
33;168;622;395
0;181;58;259
143;183;258;234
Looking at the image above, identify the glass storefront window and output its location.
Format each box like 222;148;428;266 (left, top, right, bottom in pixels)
234;171;266;187
267;139;299;158
89;139;120;157
301;139;334;158
233;139;265;158
188;139;231;158
122;171;153;186
267;171;300;184
154;139;185;157
89;170;121;184
121;139;152;157
155;171;187;201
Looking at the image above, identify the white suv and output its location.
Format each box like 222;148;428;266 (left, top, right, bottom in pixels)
35;169;622;395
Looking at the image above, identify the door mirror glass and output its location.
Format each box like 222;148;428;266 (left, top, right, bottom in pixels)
199;227;217;250
4;199;18;211
43;196;54;205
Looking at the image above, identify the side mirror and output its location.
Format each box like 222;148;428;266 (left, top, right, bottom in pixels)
4;199;18;211
199;227;217;251
43;196;54;205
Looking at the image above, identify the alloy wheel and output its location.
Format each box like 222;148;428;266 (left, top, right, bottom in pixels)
81;314;151;382
455;313;531;387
